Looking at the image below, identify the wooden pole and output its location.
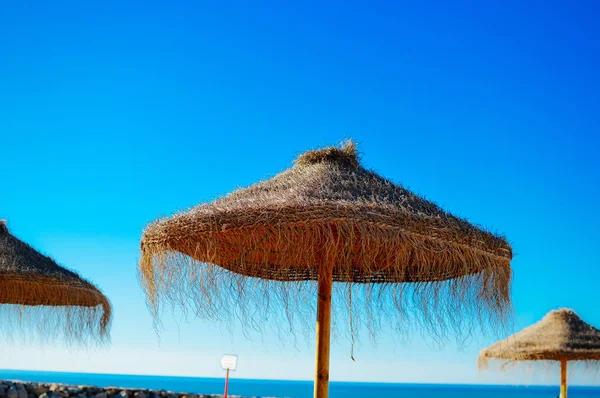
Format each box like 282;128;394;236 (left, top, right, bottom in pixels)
560;359;567;398
314;265;333;398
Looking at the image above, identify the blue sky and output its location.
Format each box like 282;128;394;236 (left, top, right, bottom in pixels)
1;0;599;385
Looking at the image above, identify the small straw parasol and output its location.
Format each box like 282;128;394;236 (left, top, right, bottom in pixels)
479;308;600;398
0;220;111;343
139;141;513;398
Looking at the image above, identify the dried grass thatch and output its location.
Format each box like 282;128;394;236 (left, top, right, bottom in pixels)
139;140;512;344
479;309;600;370
0;220;111;344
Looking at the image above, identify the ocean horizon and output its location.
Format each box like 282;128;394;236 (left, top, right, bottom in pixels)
1;369;598;398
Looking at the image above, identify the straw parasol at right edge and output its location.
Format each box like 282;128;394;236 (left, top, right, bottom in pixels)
0;220;111;344
140;140;513;398
479;309;600;398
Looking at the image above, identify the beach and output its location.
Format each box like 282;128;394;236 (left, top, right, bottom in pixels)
0;380;244;398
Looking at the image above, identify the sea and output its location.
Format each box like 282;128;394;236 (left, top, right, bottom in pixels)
0;370;598;398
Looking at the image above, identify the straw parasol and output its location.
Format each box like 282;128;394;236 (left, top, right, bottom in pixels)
139;140;513;398
479;309;600;398
0;220;111;343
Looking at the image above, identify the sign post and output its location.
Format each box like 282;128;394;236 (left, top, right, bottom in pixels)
220;354;238;398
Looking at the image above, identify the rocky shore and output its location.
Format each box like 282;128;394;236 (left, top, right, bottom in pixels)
0;381;252;398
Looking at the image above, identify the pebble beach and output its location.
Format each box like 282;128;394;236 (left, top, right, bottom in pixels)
0;381;251;398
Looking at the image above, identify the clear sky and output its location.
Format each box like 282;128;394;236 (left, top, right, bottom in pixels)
1;0;599;386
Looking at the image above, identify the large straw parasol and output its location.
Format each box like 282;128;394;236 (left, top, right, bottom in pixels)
0;220;111;343
479;308;600;398
139;141;513;398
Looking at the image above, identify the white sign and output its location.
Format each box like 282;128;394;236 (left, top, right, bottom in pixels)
221;354;238;371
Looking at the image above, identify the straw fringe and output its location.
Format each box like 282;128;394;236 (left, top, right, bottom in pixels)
478;357;600;375
0;276;111;345
479;353;600;369
140;219;511;342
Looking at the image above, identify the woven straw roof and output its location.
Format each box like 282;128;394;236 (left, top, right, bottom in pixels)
479;309;600;367
0;220;111;343
139;141;512;341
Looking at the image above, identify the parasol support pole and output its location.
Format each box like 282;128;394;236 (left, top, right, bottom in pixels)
560;359;567;398
314;264;333;398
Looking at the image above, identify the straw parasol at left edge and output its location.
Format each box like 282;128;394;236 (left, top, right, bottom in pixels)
479;309;600;398
0;220;111;343
139;140;513;398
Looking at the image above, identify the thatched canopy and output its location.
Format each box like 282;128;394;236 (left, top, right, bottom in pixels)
0;220;111;343
479;309;600;368
139;141;512;340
